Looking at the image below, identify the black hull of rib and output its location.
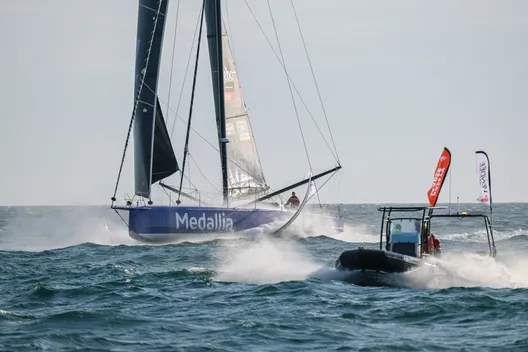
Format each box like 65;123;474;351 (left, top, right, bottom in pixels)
336;248;421;274
337;270;413;288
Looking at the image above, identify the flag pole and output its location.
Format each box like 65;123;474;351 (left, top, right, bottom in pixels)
448;169;452;214
476;150;493;227
487;153;493;229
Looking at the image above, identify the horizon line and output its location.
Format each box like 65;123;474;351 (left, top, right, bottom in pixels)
0;201;524;207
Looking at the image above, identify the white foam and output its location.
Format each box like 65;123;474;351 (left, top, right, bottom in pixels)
404;250;528;289
213;236;323;285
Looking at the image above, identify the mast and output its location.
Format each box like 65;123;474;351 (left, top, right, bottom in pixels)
204;0;229;207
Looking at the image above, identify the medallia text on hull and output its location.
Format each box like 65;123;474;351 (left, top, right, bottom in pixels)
126;205;290;236
176;212;233;231
335;205;497;287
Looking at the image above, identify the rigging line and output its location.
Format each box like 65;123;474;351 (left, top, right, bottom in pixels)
320;168;339;209
145;82;270;185
182;173;215;201
314;178;323;211
165;0;181;120
163;171;216;201
113;208;130;228
169;3;203;139
243;0;339;164
186;147;192;191
159;174;215;202
266;0;313;175
157;182;173;204
328;168;339;193
156;182;203;206
112;0;164;202
305;172;340;217
290;0;340;163
223;1;236;61
233;169;338;210
177;1;205;203
188;152;221;193
305;170;337;203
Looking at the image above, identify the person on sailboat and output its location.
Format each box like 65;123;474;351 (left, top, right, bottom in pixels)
285;192;300;209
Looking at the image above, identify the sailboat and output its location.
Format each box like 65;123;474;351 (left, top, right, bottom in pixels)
110;0;343;243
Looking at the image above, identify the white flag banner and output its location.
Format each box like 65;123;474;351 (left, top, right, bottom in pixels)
475;151;492;206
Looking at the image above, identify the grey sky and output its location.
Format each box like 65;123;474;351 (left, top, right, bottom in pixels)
1;0;527;206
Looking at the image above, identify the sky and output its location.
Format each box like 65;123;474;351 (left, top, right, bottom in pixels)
1;0;527;206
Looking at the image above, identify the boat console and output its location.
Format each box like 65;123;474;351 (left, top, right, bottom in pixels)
388;220;421;257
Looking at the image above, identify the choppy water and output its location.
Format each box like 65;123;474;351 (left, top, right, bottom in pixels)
1;203;527;351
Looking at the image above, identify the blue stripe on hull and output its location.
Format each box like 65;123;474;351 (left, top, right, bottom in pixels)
128;206;288;236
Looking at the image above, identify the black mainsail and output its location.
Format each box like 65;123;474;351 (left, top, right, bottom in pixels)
133;0;178;199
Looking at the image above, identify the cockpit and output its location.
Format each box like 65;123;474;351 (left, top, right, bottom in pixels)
387;218;422;257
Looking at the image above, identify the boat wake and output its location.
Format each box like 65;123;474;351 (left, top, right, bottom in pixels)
0;207;139;251
310;248;528;290
403;250;528;289
213;235;323;285
269;215;377;243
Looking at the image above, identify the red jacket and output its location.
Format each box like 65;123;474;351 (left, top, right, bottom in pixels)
286;196;300;207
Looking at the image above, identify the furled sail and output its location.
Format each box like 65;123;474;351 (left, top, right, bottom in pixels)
133;0;179;198
221;22;269;199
